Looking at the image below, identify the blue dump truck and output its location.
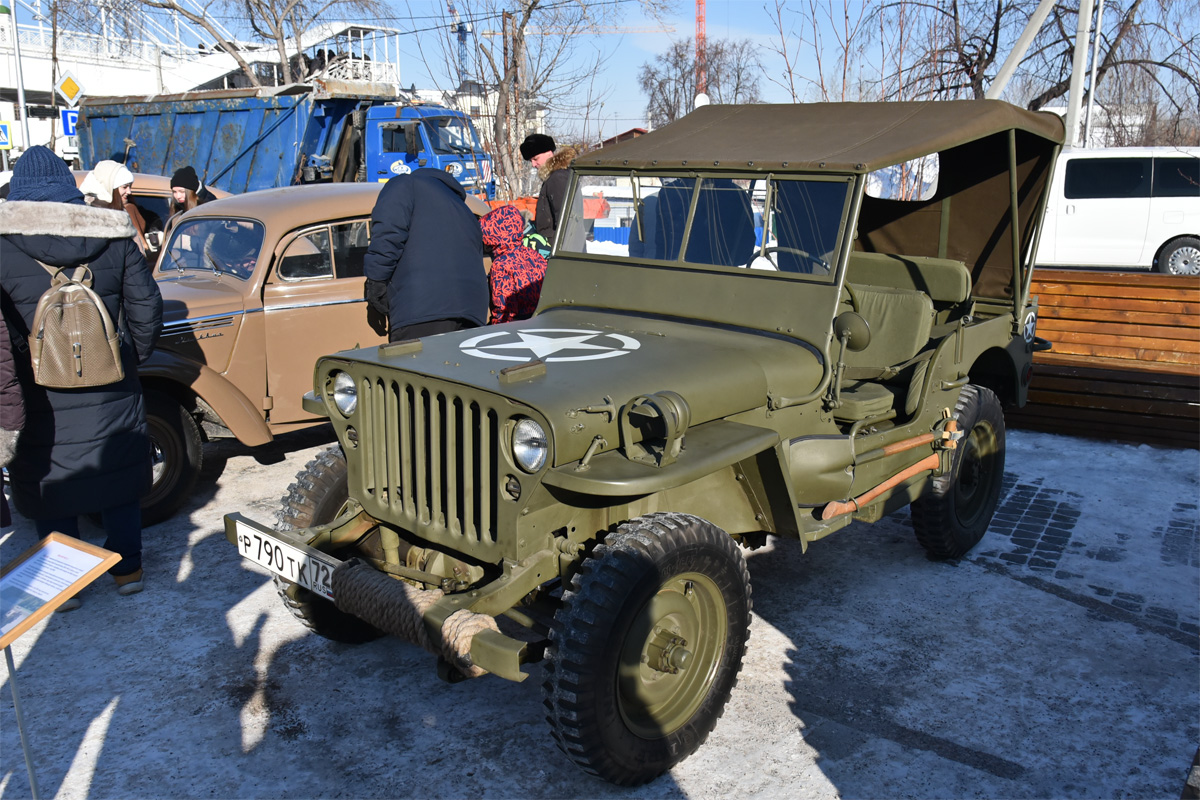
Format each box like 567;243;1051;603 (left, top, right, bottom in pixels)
77;83;495;197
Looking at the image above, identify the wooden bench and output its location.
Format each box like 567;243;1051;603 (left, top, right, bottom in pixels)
1007;269;1199;448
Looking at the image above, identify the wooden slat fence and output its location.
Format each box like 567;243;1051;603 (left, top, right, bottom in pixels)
1007;269;1200;448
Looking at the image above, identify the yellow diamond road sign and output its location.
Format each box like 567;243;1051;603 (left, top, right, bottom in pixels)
56;72;83;107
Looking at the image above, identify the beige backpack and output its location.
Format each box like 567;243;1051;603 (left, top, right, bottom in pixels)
28;261;124;388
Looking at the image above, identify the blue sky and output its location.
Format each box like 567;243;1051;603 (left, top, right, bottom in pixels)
384;0;803;138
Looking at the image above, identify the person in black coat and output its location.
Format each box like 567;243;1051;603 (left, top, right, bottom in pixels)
0;146;163;602
520;133;581;250
363;168;486;342
1;315;23;528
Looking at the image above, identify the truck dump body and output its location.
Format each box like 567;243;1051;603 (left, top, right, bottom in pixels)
79;86;362;194
78;83;495;197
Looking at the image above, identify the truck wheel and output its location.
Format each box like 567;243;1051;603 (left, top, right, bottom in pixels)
143;391;203;526
910;384;1005;559
275;445;382;644
543;512;751;785
1156;236;1200;275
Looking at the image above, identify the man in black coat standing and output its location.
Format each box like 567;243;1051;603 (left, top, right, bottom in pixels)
363;168;487;342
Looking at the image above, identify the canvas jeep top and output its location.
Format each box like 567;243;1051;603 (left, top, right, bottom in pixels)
226;99;1065;786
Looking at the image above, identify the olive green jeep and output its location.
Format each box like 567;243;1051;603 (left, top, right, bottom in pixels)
226;100;1063;785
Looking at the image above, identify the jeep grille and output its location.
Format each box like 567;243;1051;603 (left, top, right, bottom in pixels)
356;376;501;549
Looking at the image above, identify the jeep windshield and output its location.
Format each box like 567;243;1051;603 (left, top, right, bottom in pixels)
159;218;265;281
558;173;853;282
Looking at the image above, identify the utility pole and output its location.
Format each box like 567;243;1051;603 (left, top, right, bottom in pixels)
4;2;32;150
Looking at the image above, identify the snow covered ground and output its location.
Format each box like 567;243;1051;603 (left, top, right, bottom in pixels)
1;427;1197;799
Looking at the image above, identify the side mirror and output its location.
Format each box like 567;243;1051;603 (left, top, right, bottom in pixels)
834;311;871;352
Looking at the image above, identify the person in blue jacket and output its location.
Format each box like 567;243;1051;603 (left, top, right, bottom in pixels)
363;168;487;342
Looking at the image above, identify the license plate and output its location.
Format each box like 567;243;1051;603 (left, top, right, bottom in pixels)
232;519;338;601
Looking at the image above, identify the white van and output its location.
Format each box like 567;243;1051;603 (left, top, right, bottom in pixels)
1035;147;1199;274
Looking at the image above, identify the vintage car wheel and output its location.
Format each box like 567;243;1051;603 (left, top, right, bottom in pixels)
543;512;751;785
910;384;1005;559
1156;236;1200;275
143;391;203;526
275;445;382;644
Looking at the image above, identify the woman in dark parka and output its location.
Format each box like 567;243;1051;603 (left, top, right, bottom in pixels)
0;146;163;600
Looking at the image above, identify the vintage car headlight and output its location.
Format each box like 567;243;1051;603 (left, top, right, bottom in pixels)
512;418;548;472
332;371;357;416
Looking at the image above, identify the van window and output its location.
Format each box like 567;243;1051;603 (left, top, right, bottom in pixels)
1152;158;1200;198
1064;157;1150;199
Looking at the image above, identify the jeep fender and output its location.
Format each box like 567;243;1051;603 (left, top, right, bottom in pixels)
543;419;780;497
139;349;273;447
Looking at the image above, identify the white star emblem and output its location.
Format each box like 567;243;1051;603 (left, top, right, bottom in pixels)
460;328;641;362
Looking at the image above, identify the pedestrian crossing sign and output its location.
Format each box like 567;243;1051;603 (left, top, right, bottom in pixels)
0;121;12;150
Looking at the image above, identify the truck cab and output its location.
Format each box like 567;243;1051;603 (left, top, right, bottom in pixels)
364;105;494;198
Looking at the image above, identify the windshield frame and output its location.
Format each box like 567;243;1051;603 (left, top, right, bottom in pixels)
158;216;267;282
421;116;481;156
559;169;858;285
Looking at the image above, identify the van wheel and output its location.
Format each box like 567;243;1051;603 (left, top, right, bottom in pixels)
275;445;382;644
911;385;1005;559
543;513;751;785
143;391;203;526
1156;237;1200;275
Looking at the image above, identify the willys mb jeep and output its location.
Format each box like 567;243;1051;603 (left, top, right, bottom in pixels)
226;100;1064;785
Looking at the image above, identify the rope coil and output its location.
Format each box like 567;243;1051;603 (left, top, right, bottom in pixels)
332;558;498;678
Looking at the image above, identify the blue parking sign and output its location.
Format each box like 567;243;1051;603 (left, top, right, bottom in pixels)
60;109;78;137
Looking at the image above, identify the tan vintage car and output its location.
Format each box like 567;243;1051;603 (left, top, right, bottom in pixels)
141;183;390;524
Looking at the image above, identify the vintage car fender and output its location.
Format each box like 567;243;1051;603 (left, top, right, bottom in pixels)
139;349;273;447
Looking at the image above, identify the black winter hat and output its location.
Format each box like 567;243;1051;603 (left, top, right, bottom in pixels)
7;145;83;204
519;133;555;161
171;165;201;192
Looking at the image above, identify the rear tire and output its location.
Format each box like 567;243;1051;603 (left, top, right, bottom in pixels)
275;445;382;644
143;391;202;526
1156;237;1200;275
543;513;751;785
911;384;1005;559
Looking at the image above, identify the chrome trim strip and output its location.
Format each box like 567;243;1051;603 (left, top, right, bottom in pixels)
264;298;367;313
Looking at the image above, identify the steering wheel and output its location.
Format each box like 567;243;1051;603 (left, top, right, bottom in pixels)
762;246;828;274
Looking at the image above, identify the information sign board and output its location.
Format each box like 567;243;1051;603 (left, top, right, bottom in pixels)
0;534;120;648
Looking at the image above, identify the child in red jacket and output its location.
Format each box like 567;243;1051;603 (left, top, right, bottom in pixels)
481;204;548;324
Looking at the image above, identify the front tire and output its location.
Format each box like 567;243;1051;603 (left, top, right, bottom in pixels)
543;513;751;785
910;384;1005;559
275;445;382;644
1156;236;1200;275
143;390;203;526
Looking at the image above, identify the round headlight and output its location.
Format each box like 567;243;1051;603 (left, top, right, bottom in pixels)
332;371;357;416
512;418;548;472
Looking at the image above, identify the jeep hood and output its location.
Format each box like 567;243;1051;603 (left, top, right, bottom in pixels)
332;308;825;464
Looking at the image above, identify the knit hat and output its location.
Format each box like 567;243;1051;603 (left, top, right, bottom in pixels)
519;133;555;162
80;160;135;200
7;145;84;204
171;165;201;192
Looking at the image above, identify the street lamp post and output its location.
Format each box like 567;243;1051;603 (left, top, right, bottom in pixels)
1;2;33;151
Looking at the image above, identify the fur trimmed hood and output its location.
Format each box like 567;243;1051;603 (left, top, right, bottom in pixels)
537;146;577;181
0;201;136;239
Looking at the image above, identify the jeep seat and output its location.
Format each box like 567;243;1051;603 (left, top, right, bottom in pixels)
846;252;972;306
834;283;936;421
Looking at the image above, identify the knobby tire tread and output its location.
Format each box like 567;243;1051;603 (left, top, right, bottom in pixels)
543;512;751;785
274;445;381;644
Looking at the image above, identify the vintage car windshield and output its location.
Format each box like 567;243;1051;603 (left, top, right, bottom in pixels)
559;173;852;281
422;117;480;155
160;218;265;280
